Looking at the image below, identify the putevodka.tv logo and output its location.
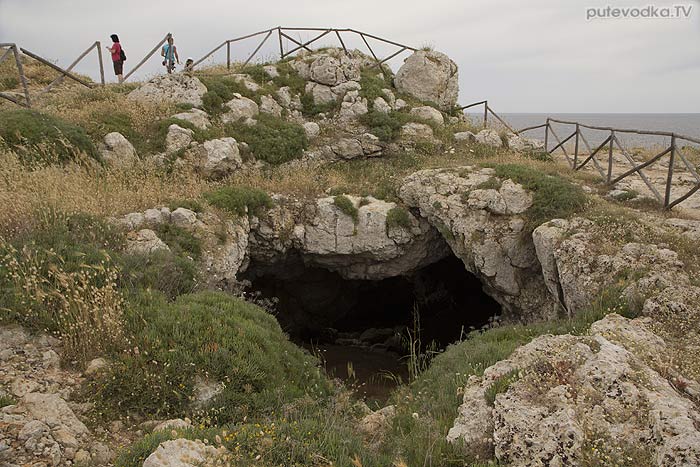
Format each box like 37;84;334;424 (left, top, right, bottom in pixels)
586;4;693;19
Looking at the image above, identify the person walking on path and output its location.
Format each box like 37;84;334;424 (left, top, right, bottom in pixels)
161;36;179;74
106;34;125;83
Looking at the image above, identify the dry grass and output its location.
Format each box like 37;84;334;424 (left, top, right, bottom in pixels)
0;151;211;236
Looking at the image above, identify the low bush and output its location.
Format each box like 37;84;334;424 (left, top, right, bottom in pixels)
119;250;198;300
92;291;330;422
271;62;306;95
493;164;587;230
199;75;258;114
153;223;202;260
333;195;358;223
205;186;273;217
225;114;307;164
300;92;340;117
359;110;412;142
0;109;101;166
386;206;412;231
359;69;390;106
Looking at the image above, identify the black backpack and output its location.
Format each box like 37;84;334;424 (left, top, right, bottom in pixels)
120;48;127;62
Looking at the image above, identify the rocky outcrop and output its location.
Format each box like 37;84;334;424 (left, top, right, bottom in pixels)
395;50;459;111
474;129;502;148
401;122;434;139
0;326;114;466
165;124;194;155
248;195;450;280
125;229;170;254
447;314;700;467
98;132;137;166
330;134;382;160
221;94;259;124
410;105;444;125
172;108;211;130
399;166;558;320
143;439;228;467
128;74;207;107
186;137;242;179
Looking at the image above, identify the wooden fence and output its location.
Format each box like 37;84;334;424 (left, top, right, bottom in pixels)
461;100;700;210
0;41;105;107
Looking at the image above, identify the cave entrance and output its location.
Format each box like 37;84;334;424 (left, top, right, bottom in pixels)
242;255;502;400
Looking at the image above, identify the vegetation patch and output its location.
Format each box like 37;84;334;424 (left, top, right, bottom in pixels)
484;369;520;406
153;223;202;260
493;163;587;230
118;250;198;300
359;110;412;142
386;206;412;231
205;186;273;217
225;114;307;164
0;109;101;166
476;177;502;190
271;62;306;95
359;69;390;106
199;75;259;114
300;92;341;117
91;291;330;423
333;195;358;223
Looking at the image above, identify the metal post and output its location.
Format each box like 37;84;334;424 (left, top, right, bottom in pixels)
665;134;676;208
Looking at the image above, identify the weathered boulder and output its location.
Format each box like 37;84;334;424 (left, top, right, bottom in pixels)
305;81;336;105
99;132;137;166
125;229;170;255
128;74;207;107
189;137;242;179
303;122;320;139
410;105;444;126
330;134;382;159
172;108;211;130
165;124;194;155
447;314;700;467
221;94;259;123
395;50;459;111
21;393;89;436
401;122;434;139
359;405;396;442
474;129;503;148
454;131;476;142
143;439;228;467
373;96;392;114
309;54;361;86
507;133;544;152
259;94;283;117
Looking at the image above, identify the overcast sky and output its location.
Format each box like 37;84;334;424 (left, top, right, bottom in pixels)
1;0;698;113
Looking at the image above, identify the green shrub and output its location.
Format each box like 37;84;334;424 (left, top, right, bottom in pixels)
153;223;202;260
199;75;258;114
333;195;358;223
359;69;389;106
484;369;520;406
0;109;101;166
493;164;587;230
118;251;198;300
240;64;272;84
168;199;204;213
225;114;307;164
205;186;273;217
476;177;502;190
92;291;330;422
386;206;412;231
301;92;340;117
0;394;16;408
359;110;412;142
272;62;306;95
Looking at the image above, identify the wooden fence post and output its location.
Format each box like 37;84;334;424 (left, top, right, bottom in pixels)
607;130;615;184
664;134;676;208
12;45;31;107
277;27;284;59
123;32;171;82
483;101;488;128
96;41;105;85
227;42;231;69
544;118;550;152
574;123;580;168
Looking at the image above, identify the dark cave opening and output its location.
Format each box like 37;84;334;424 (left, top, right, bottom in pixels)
242;254;502;399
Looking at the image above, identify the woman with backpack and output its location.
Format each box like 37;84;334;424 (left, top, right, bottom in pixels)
106;34;126;83
161;36;179;74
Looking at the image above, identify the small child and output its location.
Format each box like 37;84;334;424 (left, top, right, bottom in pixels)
184;57;194;72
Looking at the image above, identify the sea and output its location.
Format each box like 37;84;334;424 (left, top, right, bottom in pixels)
466;113;700;150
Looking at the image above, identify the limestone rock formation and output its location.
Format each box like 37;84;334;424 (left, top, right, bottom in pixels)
474;129;503;148
165;124;194;155
248;195;450;280
143;439;228;467
401;122;434;139
128;74;207;107
399;166;558;319
410;105;444;125
447;314;700;467
395;50;459;111
221;94;259;124
260;94;283;117
507;133;544;152
172;108;211;130
187;137;242;179
98;132;137;166
125;229;170;255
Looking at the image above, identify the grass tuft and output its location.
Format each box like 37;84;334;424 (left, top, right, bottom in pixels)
205;186;273;217
386;206;412;231
333;195;358;223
